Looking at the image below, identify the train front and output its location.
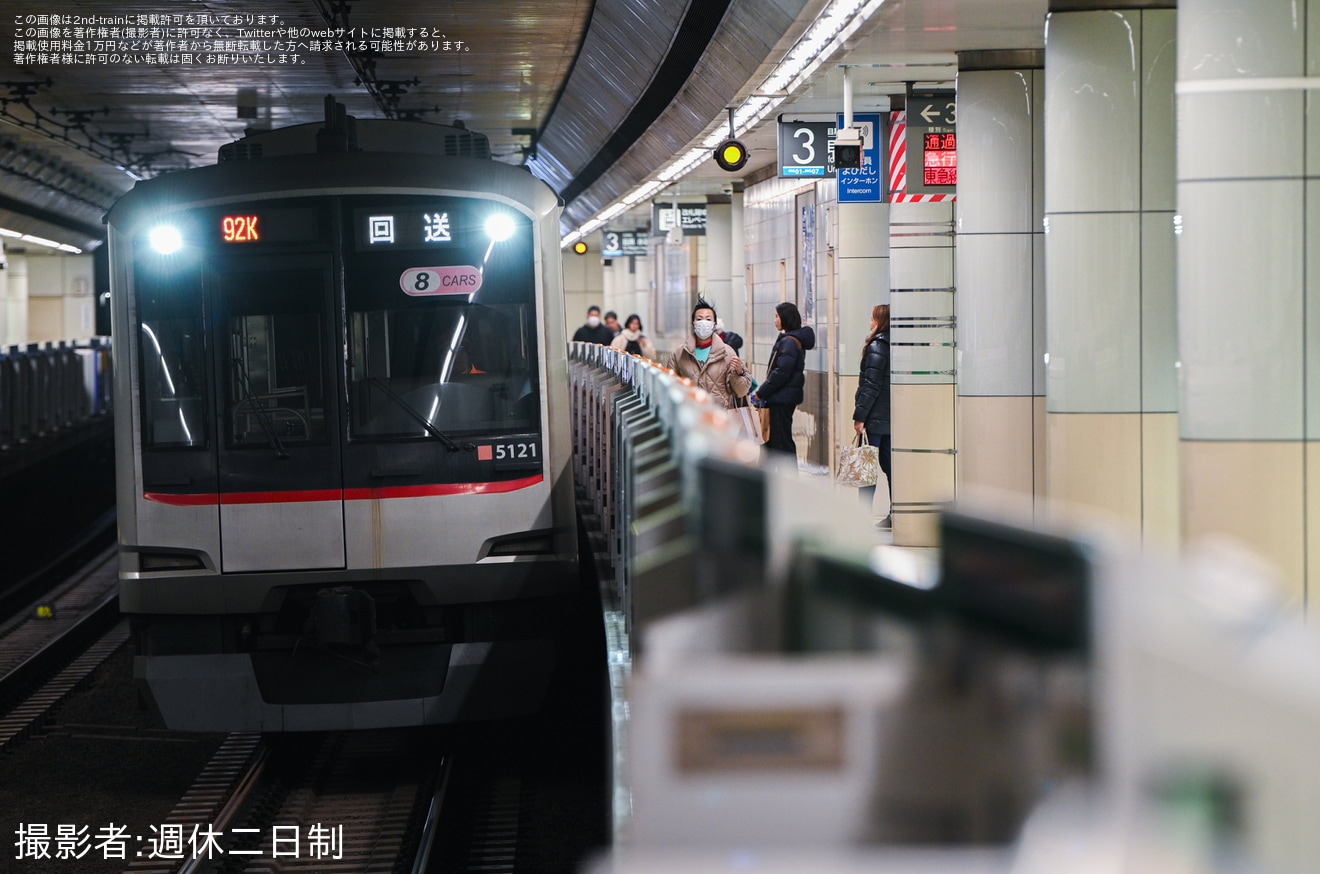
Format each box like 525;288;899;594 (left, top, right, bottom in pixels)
106;120;578;731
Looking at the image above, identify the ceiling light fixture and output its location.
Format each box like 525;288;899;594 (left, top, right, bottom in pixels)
0;226;83;253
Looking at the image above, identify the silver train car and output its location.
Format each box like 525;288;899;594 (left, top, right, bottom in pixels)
108;101;578;731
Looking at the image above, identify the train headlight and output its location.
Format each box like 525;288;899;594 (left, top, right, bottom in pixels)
484;213;515;243
148;224;183;254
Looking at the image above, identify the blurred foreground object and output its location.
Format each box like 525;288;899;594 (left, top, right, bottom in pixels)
593;494;1320;874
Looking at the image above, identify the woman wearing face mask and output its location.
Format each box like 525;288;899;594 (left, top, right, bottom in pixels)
664;298;751;410
749;301;815;458
610;313;657;361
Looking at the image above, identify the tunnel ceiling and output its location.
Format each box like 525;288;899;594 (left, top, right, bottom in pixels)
0;0;602;249
0;0;1048;252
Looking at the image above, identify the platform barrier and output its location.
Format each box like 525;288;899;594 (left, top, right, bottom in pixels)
570;341;753;642
569;340;883;649
0;338;111;455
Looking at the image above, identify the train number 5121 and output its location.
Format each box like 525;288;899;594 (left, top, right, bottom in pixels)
496;440;535;470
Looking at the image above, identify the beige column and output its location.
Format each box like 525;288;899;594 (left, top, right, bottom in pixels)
955;53;1046;507
1177;0;1316;608
1043;5;1178;543
890;200;956;546
5;252;27;346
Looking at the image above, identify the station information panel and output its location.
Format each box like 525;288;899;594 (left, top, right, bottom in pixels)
905;91;956;196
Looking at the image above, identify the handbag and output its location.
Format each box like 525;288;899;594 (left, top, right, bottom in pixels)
730;392;763;442
733;404;763;442
836;430;879;488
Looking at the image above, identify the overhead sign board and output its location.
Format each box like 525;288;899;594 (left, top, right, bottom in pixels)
651;203;707;236
835;112;884;203
602;229;649;257
905;90;956;195
778;120;836;177
908;96;956;128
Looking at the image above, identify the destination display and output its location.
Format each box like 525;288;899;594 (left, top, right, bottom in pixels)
211;204;321;244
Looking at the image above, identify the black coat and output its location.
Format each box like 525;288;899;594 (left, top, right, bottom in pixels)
853;333;890;434
572;323;615;345
757;326;816;406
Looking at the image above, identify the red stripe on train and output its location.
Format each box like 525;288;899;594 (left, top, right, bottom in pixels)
343;474;542;500
222;489;344;504
143;492;220;506
143;475;543;506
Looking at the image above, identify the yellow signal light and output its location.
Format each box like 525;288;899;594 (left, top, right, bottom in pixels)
572;241;589;255
714;138;749;172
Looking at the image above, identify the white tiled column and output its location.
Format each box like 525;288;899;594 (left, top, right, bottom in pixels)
1178;0;1313;608
890;201;956;546
1044;6;1178;543
837;200;891;481
955;55;1046;507
705;197;734;330
563;231;605;331
729;185;747;340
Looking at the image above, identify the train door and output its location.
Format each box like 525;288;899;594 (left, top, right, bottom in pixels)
209;253;344;572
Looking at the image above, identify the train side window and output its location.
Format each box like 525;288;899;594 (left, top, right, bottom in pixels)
136;264;208;449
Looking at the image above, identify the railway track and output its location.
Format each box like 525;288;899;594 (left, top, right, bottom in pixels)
118;730;450;874
0;506;116;622
0;544;125;751
0;526;606;874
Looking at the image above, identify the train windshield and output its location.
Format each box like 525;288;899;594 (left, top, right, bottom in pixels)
349;302;537;438
343;195;539;441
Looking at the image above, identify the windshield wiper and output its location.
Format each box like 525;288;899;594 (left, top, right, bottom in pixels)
367;378;472;452
231;358;289;460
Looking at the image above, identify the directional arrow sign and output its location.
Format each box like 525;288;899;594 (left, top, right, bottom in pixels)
910;95;956;128
905;91;956;195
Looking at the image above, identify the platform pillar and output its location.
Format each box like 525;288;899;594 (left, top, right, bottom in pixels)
837;200;891;518
1042;5;1178;544
889;200;956;547
4;251;27;346
705;195;736;337
954;53;1046;510
1177;0;1315;608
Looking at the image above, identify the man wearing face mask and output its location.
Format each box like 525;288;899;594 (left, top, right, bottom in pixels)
664;298;751;410
572;305;616;345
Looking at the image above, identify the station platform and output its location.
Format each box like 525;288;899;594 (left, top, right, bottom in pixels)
0;339;115;582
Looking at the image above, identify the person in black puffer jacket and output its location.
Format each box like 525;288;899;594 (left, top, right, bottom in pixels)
750;301;816;459
853;304;891;527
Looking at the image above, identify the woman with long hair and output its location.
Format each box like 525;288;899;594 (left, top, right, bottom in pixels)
853;304;892;527
749;301;816;458
610;313;657;360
